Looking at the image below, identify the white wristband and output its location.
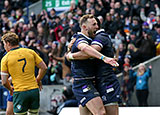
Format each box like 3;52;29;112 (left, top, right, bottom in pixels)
68;53;74;60
1;72;9;76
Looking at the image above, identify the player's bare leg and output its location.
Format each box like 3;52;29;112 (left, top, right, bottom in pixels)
86;96;106;115
6;101;14;115
105;104;118;115
79;105;92;115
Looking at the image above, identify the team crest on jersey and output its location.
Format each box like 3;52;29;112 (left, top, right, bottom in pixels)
17;104;22;110
82;85;90;92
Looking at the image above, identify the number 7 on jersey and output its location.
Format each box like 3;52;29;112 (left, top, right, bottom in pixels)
18;58;26;72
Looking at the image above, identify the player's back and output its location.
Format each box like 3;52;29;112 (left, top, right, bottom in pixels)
2;47;41;91
93;30;115;78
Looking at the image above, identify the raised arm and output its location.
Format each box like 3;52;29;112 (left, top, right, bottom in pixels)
140;8;147;22
146;65;152;78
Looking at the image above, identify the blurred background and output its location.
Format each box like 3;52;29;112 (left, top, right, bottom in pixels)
0;0;160;114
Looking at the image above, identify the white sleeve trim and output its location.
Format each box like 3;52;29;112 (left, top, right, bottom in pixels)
78;41;89;44
1;72;9;76
91;41;103;48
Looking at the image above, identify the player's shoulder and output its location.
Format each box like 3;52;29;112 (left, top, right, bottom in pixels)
1;53;8;62
72;33;84;40
77;32;92;41
97;31;109;38
1;51;11;62
20;48;36;55
72;33;78;39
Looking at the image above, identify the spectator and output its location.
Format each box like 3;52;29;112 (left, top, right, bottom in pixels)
56;85;78;114
1;12;12;31
123;54;131;67
140;4;160;30
49;54;71;80
121;63;134;106
129;16;141;37
126;43;139;66
47;58;62;85
47;84;78;115
131;0;141;17
120;5;130;19
136;30;156;62
48;8;56;20
154;24;160;55
114;2;121;15
15;8;28;24
142;21;150;32
128;31;138;46
37;26;48;45
102;13;114;36
95;1;107;19
129;64;152;106
77;0;86;13
3;0;12;16
53;16;63;42
113;30;125;50
115;43;127;72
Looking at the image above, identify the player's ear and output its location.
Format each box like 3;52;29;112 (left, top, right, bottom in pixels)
82;24;87;31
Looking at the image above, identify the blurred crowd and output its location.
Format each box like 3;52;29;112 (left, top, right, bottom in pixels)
0;0;160;106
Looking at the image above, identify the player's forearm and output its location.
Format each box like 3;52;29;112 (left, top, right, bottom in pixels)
72;51;91;60
52;56;63;62
36;61;47;82
80;44;105;60
37;68;47;82
77;43;119;67
1;73;12;91
2;80;12;91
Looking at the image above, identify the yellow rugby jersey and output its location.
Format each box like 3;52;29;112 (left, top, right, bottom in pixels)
1;47;43;91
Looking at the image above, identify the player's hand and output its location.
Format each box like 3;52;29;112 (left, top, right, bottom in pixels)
103;57;119;67
141;8;145;12
36;79;43;91
155;4;158;8
68;38;76;52
65;52;73;61
149;65;152;69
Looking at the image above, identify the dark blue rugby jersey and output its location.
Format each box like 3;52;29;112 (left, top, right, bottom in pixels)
91;29;115;77
71;32;95;78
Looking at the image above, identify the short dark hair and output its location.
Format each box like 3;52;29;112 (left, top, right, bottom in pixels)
1;32;19;46
95;17;101;29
